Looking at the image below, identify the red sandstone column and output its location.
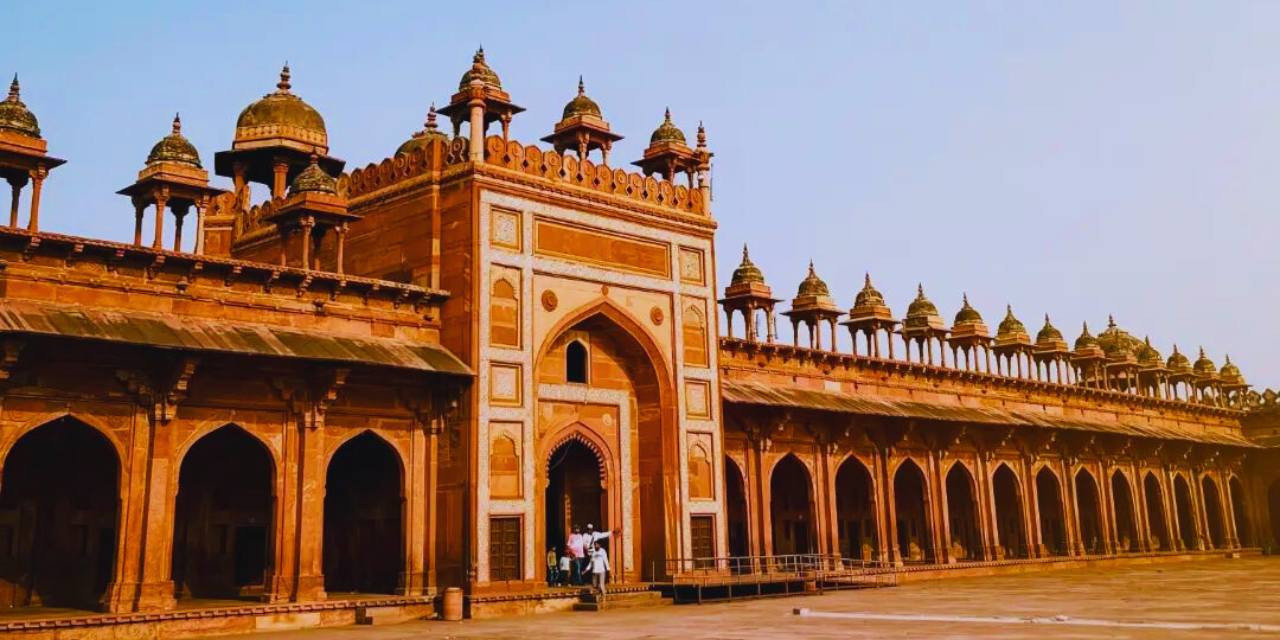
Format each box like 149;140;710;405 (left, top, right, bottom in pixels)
6;175;22;228
884;454;903;565
102;406;157;612
976;454;999;561
821;445;839;557
26;166;45;232
131;411;179;611
293;421;327;601
1025;459;1047;558
1064;463;1085;556
870;452;890;564
152;189;168;250
265;413;302;602
933;453;955;564
1221;471;1241;549
399;414;429;595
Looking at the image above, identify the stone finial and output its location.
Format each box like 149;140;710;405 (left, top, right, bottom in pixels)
277;63;292;93
578;75;585;96
172;112;182;135
1108;314;1116;328
426;103;438;130
697;121;707;149
7;74;17;101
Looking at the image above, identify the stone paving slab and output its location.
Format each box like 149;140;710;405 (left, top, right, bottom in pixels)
254;557;1280;639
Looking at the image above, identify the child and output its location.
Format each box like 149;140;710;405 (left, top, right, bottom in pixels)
558;547;573;587
546;546;559;587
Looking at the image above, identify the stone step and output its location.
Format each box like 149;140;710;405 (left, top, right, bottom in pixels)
573;590;669;612
355;604;427;626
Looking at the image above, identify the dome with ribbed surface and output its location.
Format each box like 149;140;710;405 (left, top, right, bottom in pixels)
1138;336;1163;368
0;75;40;138
1097;316;1145;357
397;104;448;156
1167;345;1192;373
996;305;1026;338
459;48;502;90
906;284;939;318
147;114;201;168
1193;347;1217;376
289;155;336;195
953;294;983;326
1220;355;1245;385
1075;322;1100;351
796;261;829;297
236;65;327;143
649;108;687;145
730;245;765;287
1036;315;1063;344
854;274;886;308
562;77;602;119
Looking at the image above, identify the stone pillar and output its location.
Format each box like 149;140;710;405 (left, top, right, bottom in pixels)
272;159;290;199
821;444;839;557
152;188;168;250
7;174;25;228
976;454;999;561
870;451;890;564
193;196;208;255
129;409;178;611
468;88;486;163
1026;459;1047;558
133;199;146;247
335;222;348;274
27;166;45;232
172;203;189;253
264;408;303;603
399;405;429;596
884;454;903;565
101;406;158;612
934;454;956;564
1064;463;1085;556
292;419;327;601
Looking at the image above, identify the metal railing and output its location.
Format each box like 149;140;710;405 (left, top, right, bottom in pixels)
652;554;897;603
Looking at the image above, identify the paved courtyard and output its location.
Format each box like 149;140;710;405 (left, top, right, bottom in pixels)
259;557;1280;639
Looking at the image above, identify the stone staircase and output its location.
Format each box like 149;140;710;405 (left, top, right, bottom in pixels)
573;588;670;612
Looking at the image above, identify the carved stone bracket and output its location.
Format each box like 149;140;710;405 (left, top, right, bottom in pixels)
0;338;25;383
115;356;200;424
307;368;350;430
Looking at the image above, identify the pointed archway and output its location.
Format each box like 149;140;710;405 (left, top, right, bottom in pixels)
323;432;404;595
835;456;877;560
894;459;933;563
172;425;275;601
1111;472;1138;552
1229;476;1251;547
1201;476;1226;549
945;463;981;561
545;437;608;564
1036;468;1068;556
992;464;1026;559
0;417;120;610
1075;470;1103;554
725;457;750;559
1144;473;1170;550
1173;475;1197;550
770;455;814;555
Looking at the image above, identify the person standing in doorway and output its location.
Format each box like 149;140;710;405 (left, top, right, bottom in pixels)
558;547;573;587
546;546;559;587
566;525;586;585
588;541;610;597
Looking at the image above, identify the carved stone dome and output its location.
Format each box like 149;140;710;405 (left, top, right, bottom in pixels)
1138;337;1163;368
854;274;887;309
1220;355;1245;385
235;65;327;144
730;245;765;287
1097;316;1144;357
0;75;40;138
458;48;502;90
953;295;983;326
1036;315;1064;344
1167;345;1192;372
397;104;448;156
906;284;939;318
996;305;1026;338
1193;348;1217;376
1074;322;1100;351
289;155;337;195
650;108;687;145
562;77;602;119
796;262;829;297
147;114;201;168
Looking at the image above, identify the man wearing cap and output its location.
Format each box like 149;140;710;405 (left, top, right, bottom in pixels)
581;524;616;585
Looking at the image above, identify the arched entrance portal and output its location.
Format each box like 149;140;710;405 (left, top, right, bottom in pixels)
546;438;607;558
945;464;981;561
1036;468;1068;556
894;459;933;563
725;457;750;558
770;455;814;555
1229;477;1251;547
0;417;119;610
323;432;403;595
1144;473;1169;550
1201;477;1226;549
992;464;1026;559
1111;472;1138;552
1173;475;1197;550
173;425;274;600
835;456;877;560
1075;471;1103;554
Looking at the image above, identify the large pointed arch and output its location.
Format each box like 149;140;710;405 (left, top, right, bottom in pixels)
1110;470;1138;552
945;461;981;561
1173;474;1197;550
324;431;405;595
835;454;878;560
1229;475;1252;547
1074;468;1103;554
893;457;934;563
992;462;1026;559
770;453;816;555
1036;466;1068;556
725;456;750;559
1144;472;1170;551
1201;475;1226;549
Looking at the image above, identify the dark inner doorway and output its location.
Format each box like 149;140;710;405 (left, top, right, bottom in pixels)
835;458;876;561
1111;472;1138;552
1036;469;1068;556
324;432;403;595
945;464;981;561
770;455;814;555
894;460;932;563
1075;471;1103;554
1145;474;1170;551
725;457;750;559
993;465;1025;559
546;439;606;559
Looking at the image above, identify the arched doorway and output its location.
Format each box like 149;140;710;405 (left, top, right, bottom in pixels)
172;425;274;600
1201;476;1226;549
945;464;981;561
1036;468;1068;556
894;459;933;563
1111;472;1138;552
323;432;403;595
725;457;750;559
0;417;119;610
770;455;814;555
545;438;607;559
1229;476;1251;547
1173;475;1197;550
1144;473;1169;551
992;464;1026;559
835;456;877;560
1075;470;1103;554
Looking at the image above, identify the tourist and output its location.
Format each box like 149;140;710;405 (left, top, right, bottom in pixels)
558;547;573;586
588;541;610;596
566;525;586;584
546;546;559;586
584;523;613;549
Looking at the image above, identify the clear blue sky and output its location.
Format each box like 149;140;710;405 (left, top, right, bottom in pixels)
6;1;1278;386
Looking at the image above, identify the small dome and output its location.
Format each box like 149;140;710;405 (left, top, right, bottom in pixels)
1193;347;1217;376
730;245;765;287
562;77;602;120
906;284;939;318
1036;314;1063;344
289;155;337;195
397;104;448;156
1167;345;1192;372
1138;336;1163;368
649;108;687;145
236;65;327;142
797;261;830;297
953;294;983;326
1220;355;1245;384
996;305;1027;338
147;114;201;168
0;75;40;138
1074;322;1099;351
458;48;502;90
854;273;886;308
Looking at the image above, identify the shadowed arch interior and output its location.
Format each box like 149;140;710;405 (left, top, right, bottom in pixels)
725;457;749;559
545;438;606;561
835;456;877;560
992;464;1026;559
0;417;120;610
1230;477;1251;547
1201;476;1226;549
1144;473;1170;551
172;425;274;600
1173;475;1196;550
1111;471;1138;552
945;464;981;561
323;432;403;595
770;455;815;555
1036;468;1068;556
1075;470;1103;554
894;459;933;563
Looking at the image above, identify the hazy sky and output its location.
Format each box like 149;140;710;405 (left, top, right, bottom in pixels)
5;1;1278;386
